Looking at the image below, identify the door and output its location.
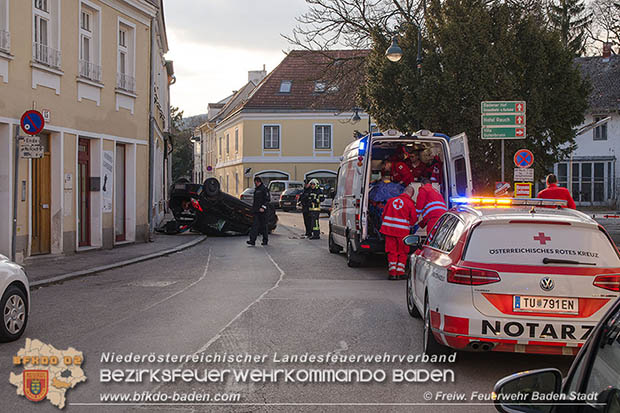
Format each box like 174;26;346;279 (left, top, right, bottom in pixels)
115;144;126;241
448;133;473;199
78;138;90;247
31;134;51;255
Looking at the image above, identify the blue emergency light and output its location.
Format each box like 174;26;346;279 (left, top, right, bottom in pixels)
358;136;368;156
450;197;567;207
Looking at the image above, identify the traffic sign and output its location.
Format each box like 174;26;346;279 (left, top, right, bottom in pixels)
481;101;526;113
514;168;534;182
20;110;45;135
495;182;510;196
514;149;534;168
481;114;526;126
515;182;532;198
482;127;526;139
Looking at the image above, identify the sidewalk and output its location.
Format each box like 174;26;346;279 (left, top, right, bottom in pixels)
24;233;206;287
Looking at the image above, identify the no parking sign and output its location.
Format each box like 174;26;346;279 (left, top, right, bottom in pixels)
20;110;45;135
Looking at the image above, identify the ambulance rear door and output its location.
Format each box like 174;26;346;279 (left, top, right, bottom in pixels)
448;132;473;199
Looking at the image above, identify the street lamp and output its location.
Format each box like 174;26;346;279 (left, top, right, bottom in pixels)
385;36;403;62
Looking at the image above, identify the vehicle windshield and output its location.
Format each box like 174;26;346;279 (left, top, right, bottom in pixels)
269;182;285;193
283;188;301;195
464;223;620;267
289;183;303;189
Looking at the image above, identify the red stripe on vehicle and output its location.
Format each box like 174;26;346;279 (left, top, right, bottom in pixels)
444;336;470;349
460;261;620;276
430;310;441;330
443;315;469;335
482;293;610;318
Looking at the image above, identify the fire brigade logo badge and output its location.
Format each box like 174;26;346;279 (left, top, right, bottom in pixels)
23;370;49;402
393;198;404;210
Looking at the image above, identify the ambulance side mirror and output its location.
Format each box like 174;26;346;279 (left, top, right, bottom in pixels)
403;235;422;249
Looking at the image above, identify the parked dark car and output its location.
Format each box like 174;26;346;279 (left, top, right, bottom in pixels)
165;178;277;236
279;188;303;212
240;188;255;204
493;296;620;413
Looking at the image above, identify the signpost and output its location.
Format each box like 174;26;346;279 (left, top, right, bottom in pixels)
514;149;534;168
481;100;527;182
514;168;534;182
18;135;44;159
515;182;532;198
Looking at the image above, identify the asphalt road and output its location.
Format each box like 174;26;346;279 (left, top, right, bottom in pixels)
1;212;573;412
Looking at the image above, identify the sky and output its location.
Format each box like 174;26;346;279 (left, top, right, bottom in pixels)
164;0;308;117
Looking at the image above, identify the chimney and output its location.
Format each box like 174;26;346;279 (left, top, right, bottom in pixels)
248;66;267;84
603;43;612;59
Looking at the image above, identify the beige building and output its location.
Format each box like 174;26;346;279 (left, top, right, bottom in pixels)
0;0;173;262
198;51;368;197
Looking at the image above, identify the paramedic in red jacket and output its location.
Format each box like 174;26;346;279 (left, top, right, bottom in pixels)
537;174;576;209
380;184;417;280
416;178;448;233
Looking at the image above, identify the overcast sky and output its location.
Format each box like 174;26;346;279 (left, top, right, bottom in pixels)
164;0;308;117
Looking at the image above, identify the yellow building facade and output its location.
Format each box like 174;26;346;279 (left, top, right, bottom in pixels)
0;0;171;262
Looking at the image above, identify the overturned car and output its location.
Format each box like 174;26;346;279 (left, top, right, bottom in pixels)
162;178;278;236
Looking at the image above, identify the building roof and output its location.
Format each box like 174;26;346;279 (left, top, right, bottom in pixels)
576;54;620;112
240;49;369;113
207;80;259;123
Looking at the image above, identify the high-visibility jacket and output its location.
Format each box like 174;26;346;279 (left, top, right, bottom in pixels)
416;183;448;231
391;161;415;186
308;188;324;211
537;184;576;209
380;194;417;238
426;156;443;183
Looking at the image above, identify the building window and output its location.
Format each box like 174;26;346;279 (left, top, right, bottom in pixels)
117;21;135;93
594;116;608;141
0;0;9;53
226;175;229;192
32;0;61;69
314;81;326;93
263;125;280;150
314;125;332;150
556;160;614;204
218;137;222;156
78;3;101;82
279;80;292;93
235;172;239;194
226;134;229;154
235;129;239;153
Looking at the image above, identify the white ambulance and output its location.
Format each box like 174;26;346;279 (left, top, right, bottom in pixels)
328;130;473;267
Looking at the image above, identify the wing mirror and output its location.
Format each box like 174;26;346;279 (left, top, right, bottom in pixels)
403;235;422;249
493;368;562;413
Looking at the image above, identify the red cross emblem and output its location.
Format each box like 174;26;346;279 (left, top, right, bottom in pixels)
533;232;551;245
393;198;404;210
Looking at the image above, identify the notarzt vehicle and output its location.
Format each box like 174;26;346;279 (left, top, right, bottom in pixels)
329;130;473;267
405;197;620;356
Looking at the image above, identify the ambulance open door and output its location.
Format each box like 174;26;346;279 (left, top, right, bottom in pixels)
449;133;473;198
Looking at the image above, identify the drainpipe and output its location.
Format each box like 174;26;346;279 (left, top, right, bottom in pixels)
147;17;155;241
11;126;20;261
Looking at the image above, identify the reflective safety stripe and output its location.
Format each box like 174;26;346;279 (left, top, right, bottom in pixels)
382;222;410;230
383;216;409;224
421;201;447;214
422;205;448;218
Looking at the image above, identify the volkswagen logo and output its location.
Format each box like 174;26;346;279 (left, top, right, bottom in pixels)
540;277;554;292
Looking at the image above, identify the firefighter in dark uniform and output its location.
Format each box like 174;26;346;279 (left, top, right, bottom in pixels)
308;179;324;239
299;181;313;237
247;177;270;246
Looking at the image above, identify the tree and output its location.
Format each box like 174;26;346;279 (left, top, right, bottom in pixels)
169;106;194;182
548;0;592;55
588;0;620;54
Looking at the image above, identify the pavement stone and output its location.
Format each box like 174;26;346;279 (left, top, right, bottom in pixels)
23;232;206;287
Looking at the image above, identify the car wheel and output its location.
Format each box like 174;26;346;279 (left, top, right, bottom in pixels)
328;230;342;254
407;272;421;318
423;295;446;355
0;285;28;342
346;239;364;267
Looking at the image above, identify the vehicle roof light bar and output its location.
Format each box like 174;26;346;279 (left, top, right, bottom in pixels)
451;197;568;207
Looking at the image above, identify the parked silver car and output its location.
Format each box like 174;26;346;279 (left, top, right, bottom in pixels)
0;254;30;342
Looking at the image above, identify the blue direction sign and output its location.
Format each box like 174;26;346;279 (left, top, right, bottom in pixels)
20;110;45;135
514;149;534;169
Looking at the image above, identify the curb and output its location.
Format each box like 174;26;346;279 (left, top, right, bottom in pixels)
30;236;207;288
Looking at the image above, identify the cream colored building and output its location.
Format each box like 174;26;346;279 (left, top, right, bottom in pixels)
0;0;173;262
201;51;368;197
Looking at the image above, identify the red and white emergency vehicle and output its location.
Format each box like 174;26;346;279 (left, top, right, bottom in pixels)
329;130;473;267
405;197;620;355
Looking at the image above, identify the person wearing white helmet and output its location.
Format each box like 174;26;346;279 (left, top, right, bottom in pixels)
308;179;324;239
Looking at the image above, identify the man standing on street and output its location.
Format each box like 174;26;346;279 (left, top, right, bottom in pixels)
308;179;324;240
537;174;576;209
380;184;417;280
299;181;313;238
247;177;270;246
416;178;448;233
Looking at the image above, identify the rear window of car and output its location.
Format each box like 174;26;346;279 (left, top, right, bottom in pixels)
283;188;302;195
289;183;303;189
464;223;620;266
269;182;285;193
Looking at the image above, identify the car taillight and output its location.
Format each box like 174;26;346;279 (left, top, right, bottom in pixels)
447;266;500;285
593;275;620;292
296;194;300;200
